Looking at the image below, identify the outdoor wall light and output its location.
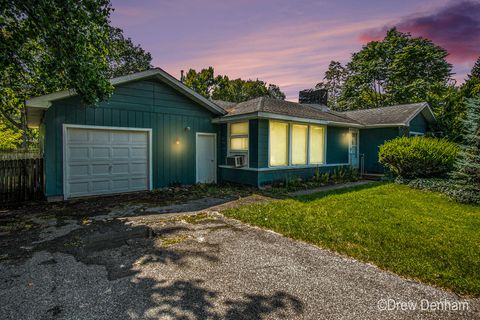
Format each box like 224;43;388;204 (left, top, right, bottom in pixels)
175;136;180;145
185;126;191;131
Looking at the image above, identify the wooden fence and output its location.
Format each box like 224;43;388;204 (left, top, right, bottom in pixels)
0;158;44;204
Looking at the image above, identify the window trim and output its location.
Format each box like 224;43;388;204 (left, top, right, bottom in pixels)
309;125;326;165
268;120;327;168
228;121;249;152
269;120;290;167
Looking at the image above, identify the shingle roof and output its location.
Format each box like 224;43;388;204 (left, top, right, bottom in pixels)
216;97;360;125
212;98;436;127
341;102;434;126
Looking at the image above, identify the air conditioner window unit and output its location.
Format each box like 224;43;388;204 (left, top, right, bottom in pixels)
226;155;246;168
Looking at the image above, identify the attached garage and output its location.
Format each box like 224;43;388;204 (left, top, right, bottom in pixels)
26;69;226;200
63;125;151;198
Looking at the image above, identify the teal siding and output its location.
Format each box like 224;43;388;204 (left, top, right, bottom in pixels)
326;126;349;164
43;79;218;197
219;168;258;186
409;113;429;134
258;165;348;186
219;165;348;187
218;123;228;165
249;120;259;168
359;127;401;173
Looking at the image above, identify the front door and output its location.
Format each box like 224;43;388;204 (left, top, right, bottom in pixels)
350;130;359;168
196;133;216;183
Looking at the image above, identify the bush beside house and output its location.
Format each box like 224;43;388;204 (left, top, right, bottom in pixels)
378;137;459;179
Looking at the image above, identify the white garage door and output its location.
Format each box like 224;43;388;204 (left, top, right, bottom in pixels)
64;126;150;199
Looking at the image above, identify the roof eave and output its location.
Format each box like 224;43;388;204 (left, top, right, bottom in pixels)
25;68;226;115
212;112;363;127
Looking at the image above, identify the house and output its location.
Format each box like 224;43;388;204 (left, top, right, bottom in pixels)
25;69;436;200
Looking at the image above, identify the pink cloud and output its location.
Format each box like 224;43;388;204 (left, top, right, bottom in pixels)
360;1;480;64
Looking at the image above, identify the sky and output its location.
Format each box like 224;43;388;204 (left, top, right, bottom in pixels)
110;0;480;101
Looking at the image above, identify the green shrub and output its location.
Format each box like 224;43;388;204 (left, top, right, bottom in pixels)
402;178;455;194
379;137;459;179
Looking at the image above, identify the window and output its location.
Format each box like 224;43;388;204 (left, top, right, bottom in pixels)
269;121;289;166
229;122;248;151
269;121;326;167
309;126;325;164
291;124;308;165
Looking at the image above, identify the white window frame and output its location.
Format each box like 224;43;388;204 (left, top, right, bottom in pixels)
227;121;249;166
268;120;327;168
309;125;326;165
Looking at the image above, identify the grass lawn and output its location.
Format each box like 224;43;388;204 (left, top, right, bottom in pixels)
223;182;480;297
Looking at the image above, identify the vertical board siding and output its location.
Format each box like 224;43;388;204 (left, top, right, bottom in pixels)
359;127;400;173
248;119;259;168
409;113;429;134
326;126;349;164
43;80;218;197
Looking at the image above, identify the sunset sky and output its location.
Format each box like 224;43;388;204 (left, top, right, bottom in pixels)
110;0;480;100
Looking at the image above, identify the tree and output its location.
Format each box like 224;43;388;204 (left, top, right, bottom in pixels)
106;26;153;78
0;119;23;151
183;67;216;98
184;67;286;102
339;28;452;112
1;0;114;147
461;56;480;99
450;97;480;204
0;1;153;148
317;61;346;110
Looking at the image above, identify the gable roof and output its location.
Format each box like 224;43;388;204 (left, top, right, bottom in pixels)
341;102;436;127
212;97;362;126
26;68;226;127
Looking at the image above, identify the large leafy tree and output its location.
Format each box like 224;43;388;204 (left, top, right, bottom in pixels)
1;0;113;147
316;61;347;110
450;97;480;204
339;28;452;110
106;26;153;78
0;0;153;149
183;67;285;102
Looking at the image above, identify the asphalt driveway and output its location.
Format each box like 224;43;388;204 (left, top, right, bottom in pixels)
0;191;478;320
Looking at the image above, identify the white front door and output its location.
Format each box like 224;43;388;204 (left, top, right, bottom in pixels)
64;126;150;199
196;133;216;183
350;130;359;168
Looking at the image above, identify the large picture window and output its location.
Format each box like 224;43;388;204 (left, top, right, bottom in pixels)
229;122;249;151
291;124;308;165
269;121;326;167
269;121;289;166
309;125;325;164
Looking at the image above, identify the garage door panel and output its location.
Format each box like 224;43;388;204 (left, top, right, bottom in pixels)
92;147;110;160
131;147;147;159
131;163;147;174
130;132;148;143
111;163;129;174
69;147;89;160
69;181;89;194
68;129;89;143
130;178;148;189
112;147;129;158
111;179;129;191
111;132;130;144
91;164;110;175
91;130;110;143
91;180;110;192
69;164;89;177
65;127;150;198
